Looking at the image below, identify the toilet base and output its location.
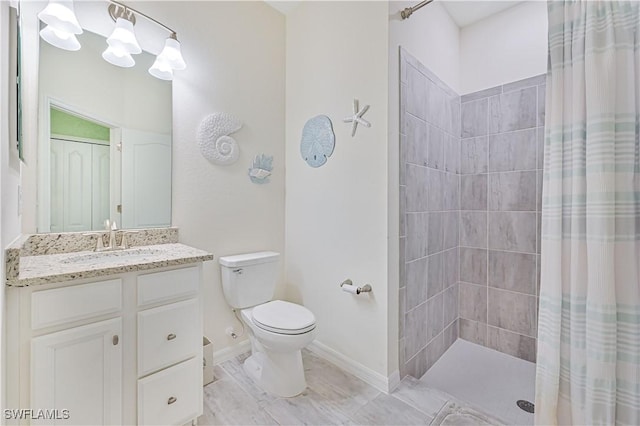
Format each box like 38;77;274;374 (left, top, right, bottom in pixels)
243;344;307;397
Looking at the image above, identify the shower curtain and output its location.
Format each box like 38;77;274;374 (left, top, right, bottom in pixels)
535;1;640;425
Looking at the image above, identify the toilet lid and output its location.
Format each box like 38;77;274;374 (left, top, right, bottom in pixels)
252;300;316;335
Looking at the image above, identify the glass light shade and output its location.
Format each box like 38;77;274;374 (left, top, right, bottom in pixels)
102;46;135;68
39;25;81;51
37;0;82;35
148;56;173;81
157;37;186;70
106;18;141;54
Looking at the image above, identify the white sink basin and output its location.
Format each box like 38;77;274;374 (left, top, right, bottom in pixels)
61;248;164;265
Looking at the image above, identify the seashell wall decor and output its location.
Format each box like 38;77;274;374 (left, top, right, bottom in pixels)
197;112;243;165
248;154;274;184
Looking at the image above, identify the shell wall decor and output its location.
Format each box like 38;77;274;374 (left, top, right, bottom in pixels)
197;112;243;165
300;115;335;168
248;154;273;184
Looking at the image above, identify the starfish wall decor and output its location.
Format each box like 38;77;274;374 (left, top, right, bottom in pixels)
343;99;371;137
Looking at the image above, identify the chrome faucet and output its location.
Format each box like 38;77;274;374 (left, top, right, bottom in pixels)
109;220;118;250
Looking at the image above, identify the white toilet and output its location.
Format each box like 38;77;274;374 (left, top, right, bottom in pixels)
219;251;316;397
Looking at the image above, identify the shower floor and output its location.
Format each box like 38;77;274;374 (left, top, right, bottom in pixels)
421;339;536;425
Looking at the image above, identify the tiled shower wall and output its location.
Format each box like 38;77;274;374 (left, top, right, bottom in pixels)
457;75;545;363
399;49;461;378
399;48;545;378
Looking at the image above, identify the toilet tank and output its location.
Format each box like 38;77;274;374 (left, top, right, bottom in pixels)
219;251;280;309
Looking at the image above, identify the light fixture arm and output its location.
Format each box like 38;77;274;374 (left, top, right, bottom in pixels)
107;0;179;39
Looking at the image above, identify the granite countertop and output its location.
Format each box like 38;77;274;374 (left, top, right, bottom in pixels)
7;243;214;287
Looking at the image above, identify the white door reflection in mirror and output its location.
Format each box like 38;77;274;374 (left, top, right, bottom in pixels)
49;107;113;232
121;129;171;229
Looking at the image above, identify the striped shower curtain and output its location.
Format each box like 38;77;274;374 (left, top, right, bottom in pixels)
535;1;640;425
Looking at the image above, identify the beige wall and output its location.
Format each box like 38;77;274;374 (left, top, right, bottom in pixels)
284;1;393;382
460;1;548;94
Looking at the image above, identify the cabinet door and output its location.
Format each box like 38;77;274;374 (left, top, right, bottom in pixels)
32;318;122;425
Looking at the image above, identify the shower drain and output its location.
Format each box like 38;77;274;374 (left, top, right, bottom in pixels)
517;400;535;414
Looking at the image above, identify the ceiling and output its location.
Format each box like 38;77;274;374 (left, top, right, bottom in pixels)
441;1;524;27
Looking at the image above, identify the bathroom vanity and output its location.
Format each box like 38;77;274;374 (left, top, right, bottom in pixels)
5;230;213;425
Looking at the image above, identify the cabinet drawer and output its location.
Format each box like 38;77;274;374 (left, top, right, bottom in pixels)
138;357;201;426
137;266;199;307
138;298;199;376
32;279;122;330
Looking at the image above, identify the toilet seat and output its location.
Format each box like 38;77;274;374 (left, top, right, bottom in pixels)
251;300;316;335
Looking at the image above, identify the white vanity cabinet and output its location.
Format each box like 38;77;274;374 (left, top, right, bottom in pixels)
6;264;204;426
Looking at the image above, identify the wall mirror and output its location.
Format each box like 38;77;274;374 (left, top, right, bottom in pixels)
25;1;173;233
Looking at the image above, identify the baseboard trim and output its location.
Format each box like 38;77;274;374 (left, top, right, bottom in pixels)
213;339;251;365
308;341;400;394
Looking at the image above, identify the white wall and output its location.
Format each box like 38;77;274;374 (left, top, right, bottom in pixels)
1;1;23;413
138;1;287;360
460;1;548;94
285;1;393;382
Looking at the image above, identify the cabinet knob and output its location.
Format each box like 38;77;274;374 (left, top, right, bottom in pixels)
167;333;177;341
112;335;119;345
167;396;177;405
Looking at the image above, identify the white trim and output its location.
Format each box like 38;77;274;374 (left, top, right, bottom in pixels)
307;341;399;394
212;339;251;365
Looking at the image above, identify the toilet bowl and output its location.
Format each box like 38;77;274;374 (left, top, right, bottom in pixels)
219;252;316;397
240;301;316;397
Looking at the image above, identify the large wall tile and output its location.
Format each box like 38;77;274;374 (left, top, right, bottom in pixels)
460;247;487;285
488;212;536;253
444;135;460;173
405;113;428;167
443;248;459;287
406;65;427;120
443;173;460;211
443;319;458;350
459;318;486;345
461;174;487;211
487;326;536;363
405;164;430;211
444;283;458;326
461;137;488;174
488;250;536;295
399;288;406;340
427;169;444;211
427;124;444;169
443;212;459;251
537;85;546;127
406;258;428;310
427;293;444;342
404;346;428;379
489;128;537;172
460;211;487;248
488;289;537;337
426;334;445;371
488;87;537;134
462;98;488;137
427;253;443;299
405;302;428;360
488;171;537;211
459;282;487;323
405;213;428;261
427;212;444;255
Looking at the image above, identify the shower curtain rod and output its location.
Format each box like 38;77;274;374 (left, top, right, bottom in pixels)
401;0;434;20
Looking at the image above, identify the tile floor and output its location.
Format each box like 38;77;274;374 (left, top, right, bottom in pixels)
200;347;508;425
422;340;536;426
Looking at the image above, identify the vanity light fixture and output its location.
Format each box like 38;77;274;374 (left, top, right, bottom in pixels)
37;0;187;80
37;0;83;51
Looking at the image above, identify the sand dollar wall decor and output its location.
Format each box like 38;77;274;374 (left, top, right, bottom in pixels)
197;112;243;165
300;115;335;168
